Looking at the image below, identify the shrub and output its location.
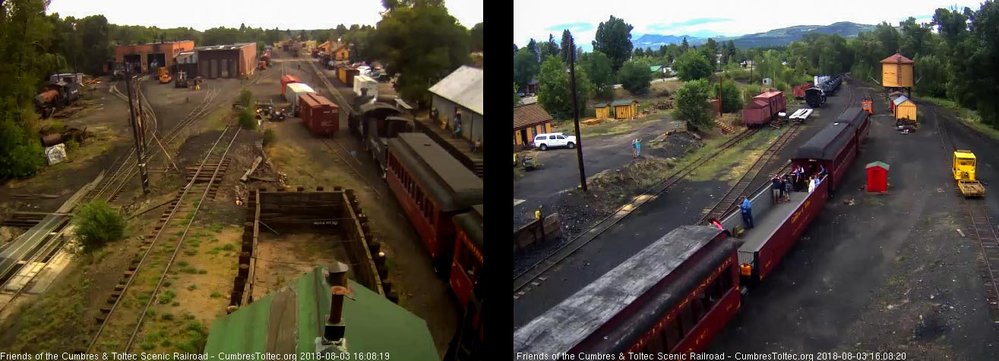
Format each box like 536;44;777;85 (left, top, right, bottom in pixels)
674;79;713;130
238;88;253;108
238;108;256;130
618;60;652;95
263;128;276;147
74;200;126;248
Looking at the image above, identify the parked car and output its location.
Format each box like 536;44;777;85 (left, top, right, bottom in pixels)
533;133;576;150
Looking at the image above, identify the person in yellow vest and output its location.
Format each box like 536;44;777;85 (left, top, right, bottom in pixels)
534;207;542;221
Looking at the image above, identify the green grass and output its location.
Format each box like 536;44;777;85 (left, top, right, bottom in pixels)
187;284;197;291
569;116;666;138
221;243;235;251
210;291;222;299
158;289;176;305
920;96;999;140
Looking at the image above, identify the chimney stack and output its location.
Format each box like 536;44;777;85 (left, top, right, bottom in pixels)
323;261;350;343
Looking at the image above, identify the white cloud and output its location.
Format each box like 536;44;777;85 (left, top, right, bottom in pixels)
515;0;981;47
48;0;482;31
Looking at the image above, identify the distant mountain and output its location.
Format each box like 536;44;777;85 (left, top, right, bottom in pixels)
629;22;875;51
632;34;710;49
731;22;875;48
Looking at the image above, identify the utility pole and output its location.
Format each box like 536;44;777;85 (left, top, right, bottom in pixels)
124;72;150;195
568;33;587;192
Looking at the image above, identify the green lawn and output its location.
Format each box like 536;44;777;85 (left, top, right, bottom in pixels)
919;96;999;140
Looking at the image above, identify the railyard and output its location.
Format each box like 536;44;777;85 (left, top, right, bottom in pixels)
0;4;483;357
513;77;999;358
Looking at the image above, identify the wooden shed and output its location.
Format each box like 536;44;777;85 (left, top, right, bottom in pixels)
881;53;914;88
594;103;611;119
611;99;639;120
866;161;890;193
514;103;554;149
892;95;916;122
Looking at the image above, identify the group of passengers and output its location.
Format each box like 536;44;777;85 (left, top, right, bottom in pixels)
715;163;829;234
772;163;827;202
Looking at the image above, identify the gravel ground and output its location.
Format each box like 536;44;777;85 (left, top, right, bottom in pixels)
711;85;999;359
512;132;703;274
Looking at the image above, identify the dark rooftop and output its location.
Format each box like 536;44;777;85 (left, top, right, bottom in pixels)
794;120;855;160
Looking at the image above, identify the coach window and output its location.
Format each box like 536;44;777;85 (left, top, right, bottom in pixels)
691;292;707;321
645;328;664;353
679;304;695;338
664;317;682;351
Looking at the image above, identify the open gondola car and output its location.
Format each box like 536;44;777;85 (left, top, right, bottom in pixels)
386;133;483;277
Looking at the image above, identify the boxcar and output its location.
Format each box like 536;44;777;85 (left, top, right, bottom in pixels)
514;226;742;356
450;205;482;309
285;83;315;116
386;133;483;277
298;93;339;137
741;91;786;126
792;83;812;99
792;120;858;192
280;74;300;96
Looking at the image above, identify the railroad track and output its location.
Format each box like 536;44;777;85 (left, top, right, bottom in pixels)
933;105;999;324
88;81;222;203
88;126;241;352
699;124;802;223
513;127;759;293
320;139;383;199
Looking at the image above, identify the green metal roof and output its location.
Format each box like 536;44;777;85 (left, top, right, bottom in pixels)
866;161;890;171
649;65;662;72
594;103;608;108
611;99;637;107
204;266;438;359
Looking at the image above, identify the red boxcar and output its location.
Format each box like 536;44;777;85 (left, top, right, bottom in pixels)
741;91;786;126
386;133;483;277
450;205;482;310
280;74;300;96
792;82;812;99
513;226;743;356
298;93;339;136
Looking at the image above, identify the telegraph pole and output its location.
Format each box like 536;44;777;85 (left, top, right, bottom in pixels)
568;33;587;192
124;72;150;195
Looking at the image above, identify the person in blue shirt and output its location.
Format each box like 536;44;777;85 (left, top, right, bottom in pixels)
740;197;754;229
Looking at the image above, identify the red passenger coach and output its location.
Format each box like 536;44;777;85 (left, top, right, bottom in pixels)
450;205;482;309
386;133;483;277
513;226;742;357
792;120;859;192
741;91;787;126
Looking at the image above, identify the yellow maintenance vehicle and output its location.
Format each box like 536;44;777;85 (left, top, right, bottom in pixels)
157;67;172;84
954;150;985;197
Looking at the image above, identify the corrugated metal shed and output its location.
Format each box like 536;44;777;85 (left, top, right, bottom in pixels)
204;266;438;359
428;65;483;116
892;95;910;107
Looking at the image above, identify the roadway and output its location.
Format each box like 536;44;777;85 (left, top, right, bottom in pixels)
512;81;868;329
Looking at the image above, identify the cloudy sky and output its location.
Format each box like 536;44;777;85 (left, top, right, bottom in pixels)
47;0;482;30
515;0;983;49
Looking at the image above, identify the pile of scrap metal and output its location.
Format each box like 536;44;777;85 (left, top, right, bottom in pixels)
35;81;80;119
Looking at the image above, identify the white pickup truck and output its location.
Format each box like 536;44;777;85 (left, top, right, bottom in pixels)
533;132;577;150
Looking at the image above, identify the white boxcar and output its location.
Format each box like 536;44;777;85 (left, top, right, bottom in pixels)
285;83;316;115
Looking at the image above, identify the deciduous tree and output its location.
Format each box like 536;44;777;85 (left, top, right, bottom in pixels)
538;56;593;119
674;79;713;130
592;15;634;71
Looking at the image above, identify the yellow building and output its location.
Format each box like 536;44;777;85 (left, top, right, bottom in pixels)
611;99;640;120
893;95;917;122
514;103;554;149
332;42;351;61
594;103;611;119
881;53;914;88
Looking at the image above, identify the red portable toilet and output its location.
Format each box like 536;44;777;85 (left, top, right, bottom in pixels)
866;161;890;193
